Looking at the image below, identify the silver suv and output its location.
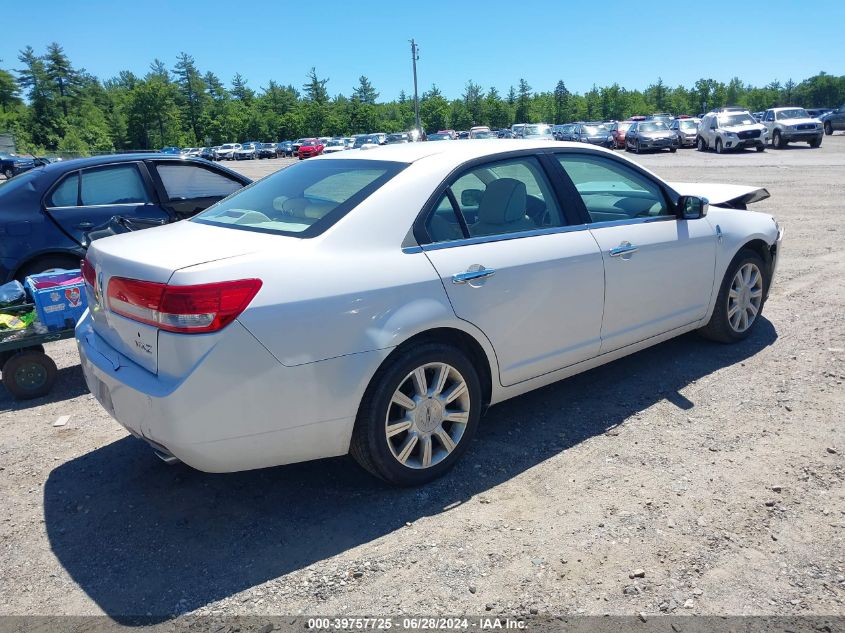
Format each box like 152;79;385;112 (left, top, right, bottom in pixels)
762;107;823;148
697;110;767;153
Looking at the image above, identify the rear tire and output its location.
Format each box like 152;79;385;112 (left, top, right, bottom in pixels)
16;255;81;283
698;248;768;344
350;342;482;486
3;168;13;180
2;351;58;400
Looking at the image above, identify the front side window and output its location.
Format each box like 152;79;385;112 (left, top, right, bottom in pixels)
425;156;564;243
156;163;242;200
80;164;150;206
194;159;405;237
557;154;671;223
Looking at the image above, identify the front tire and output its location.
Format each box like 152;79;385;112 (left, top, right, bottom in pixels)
3;168;13;180
697;136;706;152
350;342;482;486
715;138;724;154
824;121;833;136
772;130;783;149
698;248;768;343
810;136;822;148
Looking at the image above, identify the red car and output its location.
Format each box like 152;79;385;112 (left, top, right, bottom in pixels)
297;139;324;159
610;120;634;149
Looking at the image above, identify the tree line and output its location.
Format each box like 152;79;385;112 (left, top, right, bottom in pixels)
1;43;844;155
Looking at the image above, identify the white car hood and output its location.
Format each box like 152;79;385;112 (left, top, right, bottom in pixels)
779;118;819;126
722;124;764;133
668;182;770;207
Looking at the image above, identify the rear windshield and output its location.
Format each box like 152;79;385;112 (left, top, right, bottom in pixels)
193;159;406;237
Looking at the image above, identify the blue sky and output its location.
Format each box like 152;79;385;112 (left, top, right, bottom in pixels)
4;0;844;100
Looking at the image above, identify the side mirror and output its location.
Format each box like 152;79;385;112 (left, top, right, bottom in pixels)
461;189;483;207
678;195;709;220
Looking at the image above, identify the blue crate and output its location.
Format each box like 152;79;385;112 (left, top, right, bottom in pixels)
24;270;88;332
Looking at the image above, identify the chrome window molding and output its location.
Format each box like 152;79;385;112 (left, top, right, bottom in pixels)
402;215;679;254
45;202;154;210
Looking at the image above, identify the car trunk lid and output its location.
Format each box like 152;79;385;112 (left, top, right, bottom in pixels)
83;220;287;374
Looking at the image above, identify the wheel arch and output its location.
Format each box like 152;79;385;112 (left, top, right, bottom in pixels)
10;249;85;282
370;326;497;413
737;238;775;297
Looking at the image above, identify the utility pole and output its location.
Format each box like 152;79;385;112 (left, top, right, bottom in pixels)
410;39;421;136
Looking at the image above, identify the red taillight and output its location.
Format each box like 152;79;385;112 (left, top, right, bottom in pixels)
80;256;95;289
107;278;262;334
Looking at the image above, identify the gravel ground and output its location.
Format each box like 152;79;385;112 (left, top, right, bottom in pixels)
0;138;843;621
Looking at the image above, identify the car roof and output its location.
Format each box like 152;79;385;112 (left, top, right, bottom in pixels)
19;153;251;183
27;153;209;175
316;139;609;164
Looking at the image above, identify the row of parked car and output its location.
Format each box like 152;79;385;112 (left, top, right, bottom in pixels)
544;103;845;154
151;103;845;163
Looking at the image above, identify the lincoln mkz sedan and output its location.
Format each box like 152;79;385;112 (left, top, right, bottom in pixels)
76;140;783;485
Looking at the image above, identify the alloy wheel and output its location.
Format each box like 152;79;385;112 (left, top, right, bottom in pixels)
727;263;763;333
385;362;471;470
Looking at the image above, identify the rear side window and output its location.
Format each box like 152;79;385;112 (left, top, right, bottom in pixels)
80;164;150;206
156;164;243;200
193;159;406;237
49;173;79;207
425;156;564;242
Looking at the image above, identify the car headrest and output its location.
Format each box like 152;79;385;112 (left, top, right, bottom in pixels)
477;178;527;225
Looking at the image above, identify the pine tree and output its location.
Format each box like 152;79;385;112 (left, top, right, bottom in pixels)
515;78;532;123
173;52;208;142
352;76;378;104
231;73;255;102
44;42;79;118
303;67;329;104
553;80;570;124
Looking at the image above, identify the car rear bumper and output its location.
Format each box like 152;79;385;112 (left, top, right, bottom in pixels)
76;311;389;472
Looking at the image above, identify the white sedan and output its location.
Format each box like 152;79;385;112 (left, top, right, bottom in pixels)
76;140;783;485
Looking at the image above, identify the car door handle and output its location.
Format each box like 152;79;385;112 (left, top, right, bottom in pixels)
609;242;639;257
76;222;94;229
452;267;496;284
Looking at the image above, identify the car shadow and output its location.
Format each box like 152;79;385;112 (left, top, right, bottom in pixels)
43;320;777;622
0;364;89;412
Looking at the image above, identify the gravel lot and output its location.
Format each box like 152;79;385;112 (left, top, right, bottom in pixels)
1;138;843;621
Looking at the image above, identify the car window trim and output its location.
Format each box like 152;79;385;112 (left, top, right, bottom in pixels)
412;148;578;246
403;223;592;254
